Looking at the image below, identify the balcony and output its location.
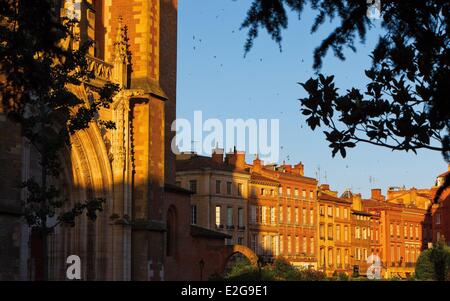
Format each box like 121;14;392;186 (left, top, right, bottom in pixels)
86;55;114;83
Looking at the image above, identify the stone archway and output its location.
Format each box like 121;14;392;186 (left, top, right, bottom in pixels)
221;245;259;272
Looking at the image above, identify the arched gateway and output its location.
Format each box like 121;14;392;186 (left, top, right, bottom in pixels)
221;245;259;272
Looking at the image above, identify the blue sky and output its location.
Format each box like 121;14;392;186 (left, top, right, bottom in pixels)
176;0;446;198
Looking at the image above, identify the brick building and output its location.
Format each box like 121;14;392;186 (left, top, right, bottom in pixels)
176;149;318;269
317;185;353;276
361;188;431;278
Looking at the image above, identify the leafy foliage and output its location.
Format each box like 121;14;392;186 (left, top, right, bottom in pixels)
415;239;450;281
220;257;326;281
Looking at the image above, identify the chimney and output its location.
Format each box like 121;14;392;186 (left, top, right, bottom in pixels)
320;184;330;192
293;162;304;176
235;151;246;169
371;189;382;200
253;155;262;173
225;147;246;169
283;163;293;173
211;147;224;164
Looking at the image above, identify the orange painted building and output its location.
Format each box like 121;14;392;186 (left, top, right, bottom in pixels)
317;185;353;275
248;158;318;269
362;189;430;278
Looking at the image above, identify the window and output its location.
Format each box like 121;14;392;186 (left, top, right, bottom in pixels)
238;208;244;227
287;207;292;224
260;188;265;195
396;224;400;237
295;236;300;255
345;249;349;265
404;223;408;238
294;188;299;198
302;208;306;225
327;206;333;217
336;249;341;267
267;236;273;255
302;189;307;199
320;224;325;239
279;235;284;255
303;237;307;253
375;229;379;241
328;249;333;266
256;206;262;224
288;236;292;255
238;183;243;196
250;205;256;224
270;189;274;196
190;205;197;225
355;226;361;239
410;224;413;239
362;227;367;240
363;249;368;261
436;213;441;225
262;206;267;224
227;207;233;226
238;237;244;245
215;205;221;227
273;236;279;256
310;237;314;255
309;190;314;200
336;207;340;218
279;206;283;223
189;180;197;193
328;224;333;240
320;206;325;216
390;223;394;237
270;207;276;224
344;226;349;241
343;208;348;219
251;234;257;252
310;209;314;225
295;207;299;225
287;188;291;197
415;226;419;240
216;180;221;194
226;182;232;195
336;225;341;241
278;187;283;196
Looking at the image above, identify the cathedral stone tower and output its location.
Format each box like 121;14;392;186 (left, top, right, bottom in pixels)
103;0;178;185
